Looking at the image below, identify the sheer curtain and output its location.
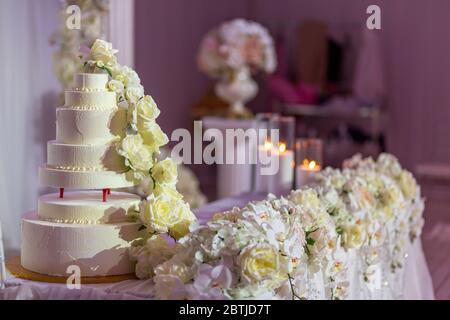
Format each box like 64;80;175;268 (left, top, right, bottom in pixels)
0;0;135;255
109;0;135;67
0;0;60;254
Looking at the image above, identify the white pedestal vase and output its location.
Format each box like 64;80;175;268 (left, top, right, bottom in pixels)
215;68;257;117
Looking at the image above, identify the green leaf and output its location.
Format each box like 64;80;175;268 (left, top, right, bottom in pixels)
306;237;316;246
104;66;112;78
305;227;319;237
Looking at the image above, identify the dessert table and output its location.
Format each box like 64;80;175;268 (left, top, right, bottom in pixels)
0;193;435;300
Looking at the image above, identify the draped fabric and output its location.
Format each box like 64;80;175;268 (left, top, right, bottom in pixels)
0;0;136;254
109;0;135;68
1;194;435;299
0;0;61;252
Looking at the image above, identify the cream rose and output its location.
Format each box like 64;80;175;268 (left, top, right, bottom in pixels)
153;184;183;199
138;121;169;151
131;235;179;279
125;84;145;104
238;243;285;287
89;39;118;67
136;95;160;122
112;65;141;87
398;170;417;200
342;224;366;249
107;79;124;95
290;188;321;209
139;194;178;233
169;202;196;240
152;158;178;185
140;192;195;239
136;176;155;197
118;134;153;172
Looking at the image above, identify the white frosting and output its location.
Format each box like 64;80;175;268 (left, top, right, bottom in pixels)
39;165;134;189
73;73;108;91
38;191;141;224
65;90;116;109
21;72;141;277
21;212;140;276
47;140;125;171
56;107;127;145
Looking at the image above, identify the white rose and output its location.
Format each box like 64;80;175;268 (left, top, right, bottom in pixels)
118;134;153;172
89;39;118;67
238;243;286;288
107;79;124;95
342;223;366;249
132;235;179;279
289;188;320;209
398;170;418;200
128;95;160;130
154;254;195;283
140;192;195;239
136;95;160;122
153;184;183;199
152;158;178;185
125;84;144;104
138;121;169;151
136;176;155;197
112;65;141;87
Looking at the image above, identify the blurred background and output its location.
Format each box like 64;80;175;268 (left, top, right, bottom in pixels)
1;0;450;297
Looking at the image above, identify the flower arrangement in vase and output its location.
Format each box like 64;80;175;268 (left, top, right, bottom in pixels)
197;19;276;118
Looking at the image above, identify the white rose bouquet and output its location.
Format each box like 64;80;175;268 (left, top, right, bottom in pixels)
197;19;276;78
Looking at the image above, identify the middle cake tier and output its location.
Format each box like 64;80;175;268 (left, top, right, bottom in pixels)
38;191;141;224
47;140;126;172
56;106;127;145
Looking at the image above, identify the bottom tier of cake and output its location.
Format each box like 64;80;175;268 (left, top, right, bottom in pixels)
21;212;141;277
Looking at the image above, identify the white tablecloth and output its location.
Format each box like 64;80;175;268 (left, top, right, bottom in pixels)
0;193;435;300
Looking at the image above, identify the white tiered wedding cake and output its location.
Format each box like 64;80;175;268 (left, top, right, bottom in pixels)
21;72;141;277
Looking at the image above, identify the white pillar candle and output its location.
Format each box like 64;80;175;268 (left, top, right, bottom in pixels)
295;160;321;189
255;142;294;194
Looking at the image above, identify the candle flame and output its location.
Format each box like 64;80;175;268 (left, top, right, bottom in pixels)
263;140;273;150
302;159;318;169
278;142;286;153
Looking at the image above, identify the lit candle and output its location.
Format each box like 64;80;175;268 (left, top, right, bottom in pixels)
295;158;321;188
255;141;294;194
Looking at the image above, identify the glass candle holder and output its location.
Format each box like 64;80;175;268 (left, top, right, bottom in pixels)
295;138;323;189
254;113;295;195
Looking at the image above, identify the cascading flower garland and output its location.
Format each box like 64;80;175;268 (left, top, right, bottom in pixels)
82;39;196;240
131;153;424;300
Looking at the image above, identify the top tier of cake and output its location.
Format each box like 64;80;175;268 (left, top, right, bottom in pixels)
39;73;135;189
65;73;117;110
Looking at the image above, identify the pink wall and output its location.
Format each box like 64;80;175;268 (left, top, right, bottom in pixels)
134;0;250;136
249;0;450;171
135;0;450;171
